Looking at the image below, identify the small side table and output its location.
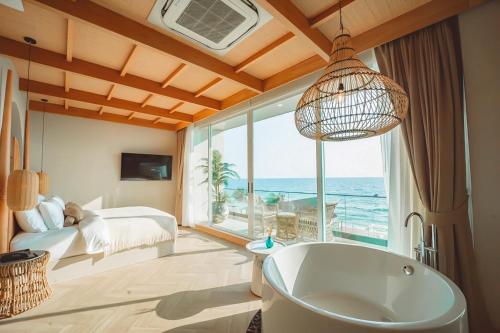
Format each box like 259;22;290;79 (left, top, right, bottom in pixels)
246;240;285;297
0;250;51;318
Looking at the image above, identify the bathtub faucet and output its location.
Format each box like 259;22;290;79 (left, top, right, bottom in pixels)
404;212;438;269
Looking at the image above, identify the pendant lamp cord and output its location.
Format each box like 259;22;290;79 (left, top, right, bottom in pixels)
41;107;45;173
339;0;343;31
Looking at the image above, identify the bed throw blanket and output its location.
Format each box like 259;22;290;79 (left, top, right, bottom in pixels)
78;206;178;255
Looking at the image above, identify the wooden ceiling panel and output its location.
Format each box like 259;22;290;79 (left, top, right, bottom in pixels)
176;103;205;116
317;0;431;40
67;73;111;96
10;59;63;87
223;19;289;66
100;106;130;117
131;112;156;121
126;47;182;83
73;20;135;71
243;37;317;79
291;0;336;18
146;95;178;110
0;2;66;54
202;80;246;101
168;66;217;93
111;85;150;104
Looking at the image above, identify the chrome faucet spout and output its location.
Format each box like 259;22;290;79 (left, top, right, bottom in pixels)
405;212;426;264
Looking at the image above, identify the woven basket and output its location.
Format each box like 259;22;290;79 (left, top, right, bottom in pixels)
0;250;51;318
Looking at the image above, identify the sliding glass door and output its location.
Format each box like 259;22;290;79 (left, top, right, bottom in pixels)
252;95;319;242
209;114;251;237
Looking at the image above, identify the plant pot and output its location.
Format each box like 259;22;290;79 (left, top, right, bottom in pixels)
212;202;229;223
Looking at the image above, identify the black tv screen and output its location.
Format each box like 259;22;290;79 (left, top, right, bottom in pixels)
120;153;172;181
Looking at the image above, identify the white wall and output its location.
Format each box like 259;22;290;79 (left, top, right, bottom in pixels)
459;1;500;328
29;113;177;214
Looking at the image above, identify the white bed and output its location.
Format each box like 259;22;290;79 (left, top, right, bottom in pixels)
11;206;178;283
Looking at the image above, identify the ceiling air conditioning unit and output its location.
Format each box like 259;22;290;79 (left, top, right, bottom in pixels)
148;0;271;55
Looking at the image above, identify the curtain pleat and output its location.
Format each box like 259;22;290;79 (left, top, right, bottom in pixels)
375;17;494;333
174;128;187;226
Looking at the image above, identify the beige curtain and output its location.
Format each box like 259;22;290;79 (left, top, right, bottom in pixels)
375;17;494;333
174;128;187;226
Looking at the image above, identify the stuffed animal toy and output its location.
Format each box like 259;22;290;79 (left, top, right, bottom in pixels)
63;202;84;227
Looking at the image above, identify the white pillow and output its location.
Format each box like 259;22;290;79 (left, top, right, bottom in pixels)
14;208;48;233
50;196;65;210
37;194;46;203
38;199;65;230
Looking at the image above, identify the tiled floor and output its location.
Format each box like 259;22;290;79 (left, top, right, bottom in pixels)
0;229;261;332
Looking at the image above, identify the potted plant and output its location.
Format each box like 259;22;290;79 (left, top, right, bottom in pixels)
199;150;239;223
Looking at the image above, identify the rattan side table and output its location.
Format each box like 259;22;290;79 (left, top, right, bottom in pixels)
0;250;51;318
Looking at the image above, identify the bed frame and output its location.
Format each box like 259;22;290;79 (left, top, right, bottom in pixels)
47;240;176;283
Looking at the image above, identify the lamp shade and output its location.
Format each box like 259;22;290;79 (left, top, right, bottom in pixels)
7;169;39;211
37;171;49;195
295;30;408;141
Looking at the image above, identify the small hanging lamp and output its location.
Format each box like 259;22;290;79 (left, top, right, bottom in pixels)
7;37;39;211
295;1;408;141
38;99;49;195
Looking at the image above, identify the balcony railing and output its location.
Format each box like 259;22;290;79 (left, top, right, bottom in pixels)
220;187;388;246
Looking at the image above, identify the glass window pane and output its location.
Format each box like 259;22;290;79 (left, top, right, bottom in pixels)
324;138;388;247
210;114;249;237
193;126;209;225
253;94;318;243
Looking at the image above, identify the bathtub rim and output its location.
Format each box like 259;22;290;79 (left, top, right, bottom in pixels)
262;242;467;331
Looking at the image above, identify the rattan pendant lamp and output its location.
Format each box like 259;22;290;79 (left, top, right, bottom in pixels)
38;99;49;195
295;1;409;141
7;37;39;211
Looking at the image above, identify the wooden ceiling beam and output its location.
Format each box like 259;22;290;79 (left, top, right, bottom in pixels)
33;0;264;92
0;36;221;110
175;122;190;131
64;71;70;92
106;84;116;101
221;89;259;110
264;55;326;91
64;99;69;111
161;63;186;88
193;108;218;122
120;44;138;77
20;79;194;123
153;117;162;124
29;100;176;131
194;78;223;98
235;32;295;73
168;102;184;114
127;112;135;120
66;18;74;62
140;93;154;108
98;106;104;115
255;0;332;60
309;0;356;28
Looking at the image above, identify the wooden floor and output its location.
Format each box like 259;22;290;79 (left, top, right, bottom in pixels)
0;229;261;332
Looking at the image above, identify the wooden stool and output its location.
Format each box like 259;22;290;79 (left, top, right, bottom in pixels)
0;250;51;318
276;212;298;241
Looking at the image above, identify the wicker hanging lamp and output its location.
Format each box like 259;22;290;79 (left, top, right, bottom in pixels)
38;99;49;195
295;1;408;141
7;37;39;211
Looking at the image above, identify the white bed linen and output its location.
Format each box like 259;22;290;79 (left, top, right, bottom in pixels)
10;225;87;260
11;206;178;260
93;206;178;255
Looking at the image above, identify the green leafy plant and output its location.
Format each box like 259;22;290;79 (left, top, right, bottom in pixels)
199;150;240;220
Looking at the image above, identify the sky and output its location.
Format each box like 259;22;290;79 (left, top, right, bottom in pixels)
212;110;384;179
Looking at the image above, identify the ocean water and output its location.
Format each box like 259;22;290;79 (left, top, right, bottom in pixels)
225;177;388;228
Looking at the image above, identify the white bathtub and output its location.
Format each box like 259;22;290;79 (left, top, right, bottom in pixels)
262;242;467;333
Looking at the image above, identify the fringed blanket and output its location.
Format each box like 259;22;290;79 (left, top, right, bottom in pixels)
79;206;178;255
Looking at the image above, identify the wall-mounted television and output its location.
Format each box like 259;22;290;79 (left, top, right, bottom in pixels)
120;153;172;181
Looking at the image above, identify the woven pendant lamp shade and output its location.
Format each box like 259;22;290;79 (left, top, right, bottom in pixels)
37;171;49;195
295;30;408;141
7;170;39;211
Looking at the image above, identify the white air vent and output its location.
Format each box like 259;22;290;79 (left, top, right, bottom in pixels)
148;0;271;55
